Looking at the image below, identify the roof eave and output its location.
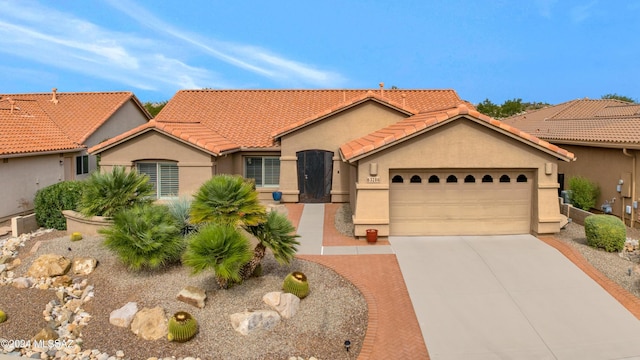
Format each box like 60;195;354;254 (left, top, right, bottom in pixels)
1;147;85;159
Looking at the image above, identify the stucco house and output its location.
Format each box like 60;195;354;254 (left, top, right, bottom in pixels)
89;86;574;237
502;99;640;227
0;89;152;221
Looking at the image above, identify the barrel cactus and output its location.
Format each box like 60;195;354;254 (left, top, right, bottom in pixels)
167;311;198;342
0;309;6;323
283;271;309;299
70;232;83;241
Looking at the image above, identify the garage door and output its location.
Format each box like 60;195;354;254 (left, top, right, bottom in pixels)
389;170;532;236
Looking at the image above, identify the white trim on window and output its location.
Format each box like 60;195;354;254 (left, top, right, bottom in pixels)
136;162;179;199
244;156;280;187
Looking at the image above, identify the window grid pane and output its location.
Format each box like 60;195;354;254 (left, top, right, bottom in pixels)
137;163;158;196
159;164;179;197
245;157;263;186
263;158;280;186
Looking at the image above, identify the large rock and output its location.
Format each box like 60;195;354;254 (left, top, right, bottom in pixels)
230;310;281;335
130;307;167;340
72;257;97;275
176;286;207;308
109;302;138;328
27;254;71;278
263;291;300;319
12;277;32;289
32;327;58;342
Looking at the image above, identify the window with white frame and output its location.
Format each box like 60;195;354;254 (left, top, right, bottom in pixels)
76;155;89;175
245;156;280;187
136;162;179;199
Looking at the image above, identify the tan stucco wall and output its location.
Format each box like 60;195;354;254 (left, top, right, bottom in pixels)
557;145;639;226
279;101;410;202
350;118;563;236
0;153;79;221
97;131;215;196
77;101;149;180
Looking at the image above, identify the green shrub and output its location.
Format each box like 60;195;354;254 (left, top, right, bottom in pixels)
100;204;184;271
584;215;626;252
34;181;85;230
167;197;197;236
568;176;600;211
78;166;154;217
182;223;252;289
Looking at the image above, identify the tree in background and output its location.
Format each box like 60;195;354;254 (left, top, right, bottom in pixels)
143;101;168;117
476;98;549;119
601;94;636;103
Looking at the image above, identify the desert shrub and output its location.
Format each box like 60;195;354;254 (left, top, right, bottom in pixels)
568;176;600;211
78;166;154;217
167;197;197;236
584;215;626;252
182;223;252;288
190;174;266;227
100;204;184;271
34;181;85;230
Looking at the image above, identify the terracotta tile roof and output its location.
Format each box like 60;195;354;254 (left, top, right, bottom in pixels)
0;98;82;156
502;99;640;146
88;120;239;155
0;90;151;144
91;89;464;154
340;104;575;162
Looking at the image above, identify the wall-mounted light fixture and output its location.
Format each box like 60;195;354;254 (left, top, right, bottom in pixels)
369;163;378;176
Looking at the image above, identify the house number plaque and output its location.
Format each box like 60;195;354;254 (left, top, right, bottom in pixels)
367;177;380;183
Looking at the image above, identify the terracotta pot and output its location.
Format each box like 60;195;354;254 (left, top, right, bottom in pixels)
366;229;378;243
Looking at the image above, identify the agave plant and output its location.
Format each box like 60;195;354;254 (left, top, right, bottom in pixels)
99;204;184;271
189;174;266;227
167;196;197;236
182;223;253;289
240;210;300;280
78;166;154;217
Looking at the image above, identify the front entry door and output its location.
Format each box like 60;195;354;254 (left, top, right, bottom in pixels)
297;150;333;203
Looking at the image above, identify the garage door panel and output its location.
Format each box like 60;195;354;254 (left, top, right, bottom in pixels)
390;170;532;236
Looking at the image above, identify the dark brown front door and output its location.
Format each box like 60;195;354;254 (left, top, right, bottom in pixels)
297;150;333;203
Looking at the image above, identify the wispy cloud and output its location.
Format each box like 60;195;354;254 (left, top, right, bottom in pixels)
0;0;221;93
570;1;598;23
104;0;346;87
535;0;558;18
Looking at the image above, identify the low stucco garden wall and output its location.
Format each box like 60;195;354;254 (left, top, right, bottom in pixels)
63;210;112;236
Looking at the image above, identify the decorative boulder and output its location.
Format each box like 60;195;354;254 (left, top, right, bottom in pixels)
176;286;207;309
263;291;300;319
109;302;138;328
72;257;98;275
11;277;33;289
130;307;167;340
27;254;71;278
230;310;281;335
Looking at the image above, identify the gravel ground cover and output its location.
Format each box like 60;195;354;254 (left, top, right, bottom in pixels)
553;221;640;298
1;230;367;360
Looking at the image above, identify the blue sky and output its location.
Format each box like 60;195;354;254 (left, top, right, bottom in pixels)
0;0;638;104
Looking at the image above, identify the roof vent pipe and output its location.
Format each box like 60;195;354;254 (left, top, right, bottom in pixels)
50;88;59;105
379;82;384;97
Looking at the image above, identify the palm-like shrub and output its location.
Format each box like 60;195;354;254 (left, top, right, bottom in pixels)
167;197;197;236
240;210;300;280
182;223;253;288
78;166;154;217
100;204;184;271
34;181;85;230
190;174;266;226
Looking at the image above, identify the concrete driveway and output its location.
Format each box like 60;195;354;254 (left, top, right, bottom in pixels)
390;234;640;360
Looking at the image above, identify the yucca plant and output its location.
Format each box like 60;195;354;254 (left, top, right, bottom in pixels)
240;210;300;280
99;204;184;271
182;223;253;289
190;174;266;227
167;196;197;236
78;166;154;217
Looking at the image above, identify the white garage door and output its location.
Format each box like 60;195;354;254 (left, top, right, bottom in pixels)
389;170;532;236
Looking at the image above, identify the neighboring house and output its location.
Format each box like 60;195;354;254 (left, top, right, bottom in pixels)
502;98;640;227
0;89;152;221
90;86;574;237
